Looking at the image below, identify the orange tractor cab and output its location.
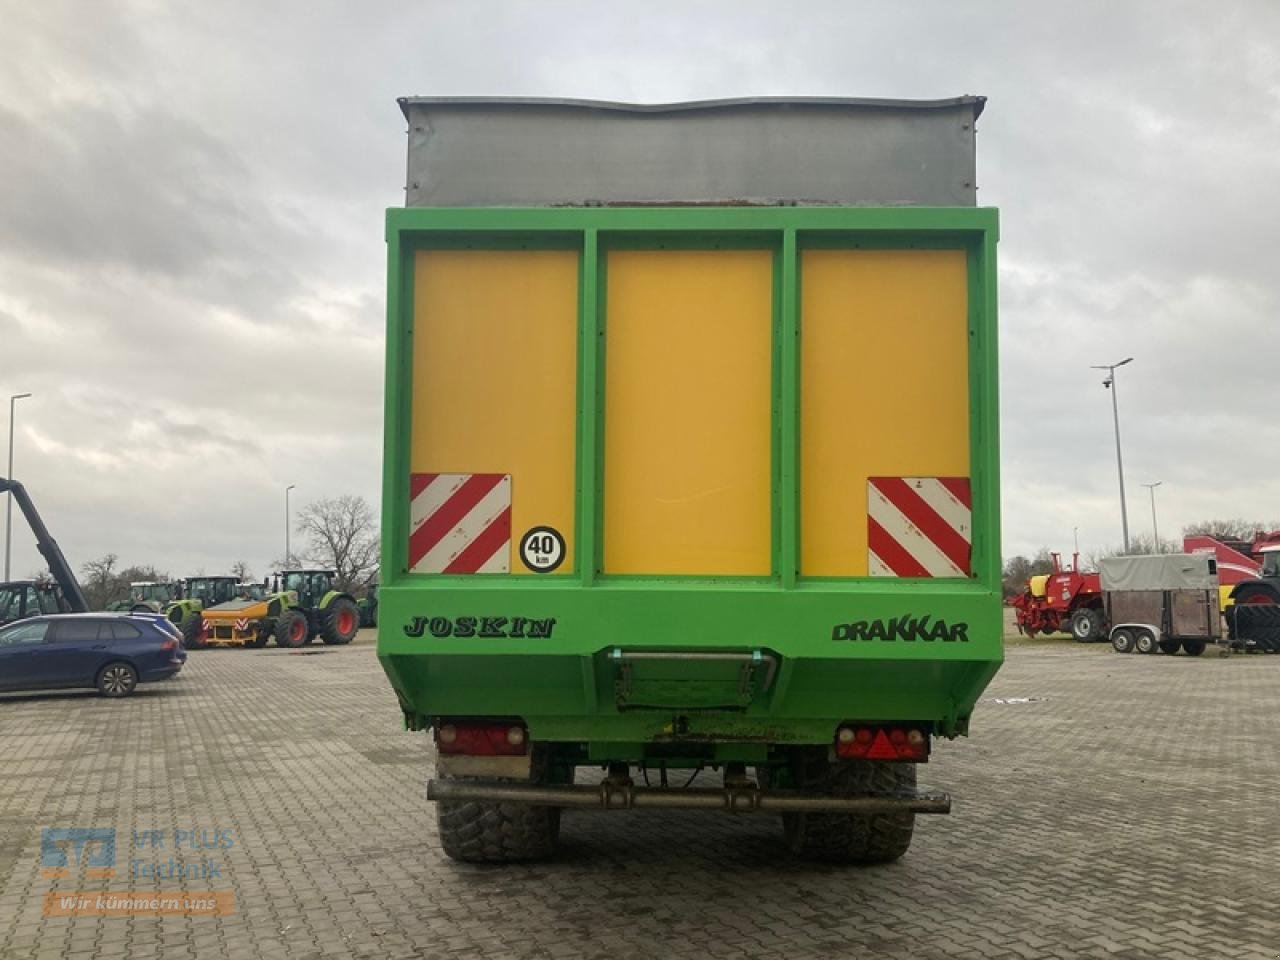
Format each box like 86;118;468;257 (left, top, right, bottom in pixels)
1012;552;1106;641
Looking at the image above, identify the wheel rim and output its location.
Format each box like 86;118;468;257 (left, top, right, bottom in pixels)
337;608;355;635
104;667;132;693
1240;593;1276;605
290;619;305;643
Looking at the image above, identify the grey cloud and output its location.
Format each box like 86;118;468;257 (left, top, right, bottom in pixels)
0;104;254;275
4;0;1280;574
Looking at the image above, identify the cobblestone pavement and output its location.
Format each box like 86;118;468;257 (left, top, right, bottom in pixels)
1;636;1277;960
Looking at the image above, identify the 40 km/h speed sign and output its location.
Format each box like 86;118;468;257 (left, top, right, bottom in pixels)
520;526;566;573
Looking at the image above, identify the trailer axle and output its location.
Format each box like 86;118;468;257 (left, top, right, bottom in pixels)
426;778;951;814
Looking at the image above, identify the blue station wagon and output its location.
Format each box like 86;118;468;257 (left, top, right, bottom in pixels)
0;613;186;698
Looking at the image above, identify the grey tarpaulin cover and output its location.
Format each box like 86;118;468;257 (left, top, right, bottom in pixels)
1098;554;1218;592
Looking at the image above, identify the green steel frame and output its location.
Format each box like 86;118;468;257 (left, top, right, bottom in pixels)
379;206;1001;756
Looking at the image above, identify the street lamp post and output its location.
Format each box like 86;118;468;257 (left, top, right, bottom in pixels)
285;484;296;567
1142;481;1162;551
1091;358;1134;553
4;392;33;580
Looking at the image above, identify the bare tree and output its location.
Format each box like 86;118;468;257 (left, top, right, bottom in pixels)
80;553;121;610
1086;532;1181;569
296;495;379;592
1182;519;1279;543
265;553;304;579
119;565;167;581
75;557;173;609
1001;548;1057;599
230;560;253;582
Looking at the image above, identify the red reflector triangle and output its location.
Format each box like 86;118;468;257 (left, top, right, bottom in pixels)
866;730;898;760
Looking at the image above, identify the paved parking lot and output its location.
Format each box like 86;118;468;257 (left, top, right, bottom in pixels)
1;636;1277;960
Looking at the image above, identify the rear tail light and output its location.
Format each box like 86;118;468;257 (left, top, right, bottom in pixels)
160;638;177;652
835;725;929;761
435;721;529;756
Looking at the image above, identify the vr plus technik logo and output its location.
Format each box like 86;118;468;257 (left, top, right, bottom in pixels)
40;828;116;879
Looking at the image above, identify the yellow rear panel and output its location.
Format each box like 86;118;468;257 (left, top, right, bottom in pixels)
410;249;579;574
603;249;773;575
799;249;970;577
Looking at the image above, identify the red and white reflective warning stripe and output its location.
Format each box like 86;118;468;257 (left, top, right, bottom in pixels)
409;473;511;574
867;477;972;578
234;618;248;633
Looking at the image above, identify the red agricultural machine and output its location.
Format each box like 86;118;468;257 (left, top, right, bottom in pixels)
1014;533;1280;649
1188;531;1280;652
1184;531;1280;603
1011;552;1106;641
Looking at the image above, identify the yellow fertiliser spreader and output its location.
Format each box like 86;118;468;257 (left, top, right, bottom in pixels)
197;570;361;649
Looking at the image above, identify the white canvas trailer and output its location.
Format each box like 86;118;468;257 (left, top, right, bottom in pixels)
1098;554;1221;655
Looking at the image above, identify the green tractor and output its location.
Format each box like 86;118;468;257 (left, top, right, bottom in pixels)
357;583;378;629
108;580;181;614
106;579;210;646
272;570;361;648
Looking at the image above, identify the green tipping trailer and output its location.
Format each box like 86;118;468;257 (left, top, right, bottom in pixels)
378;97;1001;863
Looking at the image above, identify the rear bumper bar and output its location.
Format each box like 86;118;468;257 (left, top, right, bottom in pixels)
427;778;951;814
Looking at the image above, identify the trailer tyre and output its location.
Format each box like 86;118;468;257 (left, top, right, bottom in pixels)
1181;639;1206;657
435;750;565;863
783;761;915;865
1158;638;1181;655
1135;629;1158;655
437;796;561;863
1111;628;1136;654
320;597;359;645
1071;608;1102;642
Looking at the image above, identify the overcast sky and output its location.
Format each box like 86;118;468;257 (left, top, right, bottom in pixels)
2;0;1279;580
